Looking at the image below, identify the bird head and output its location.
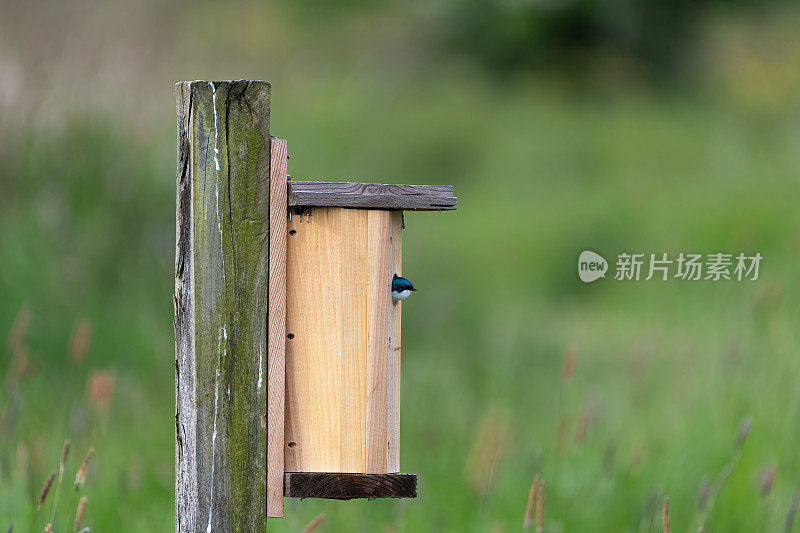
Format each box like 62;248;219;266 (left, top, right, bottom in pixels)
392;274;417;301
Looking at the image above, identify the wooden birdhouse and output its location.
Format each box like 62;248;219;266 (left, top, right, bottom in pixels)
174;81;456;529
267;141;457;516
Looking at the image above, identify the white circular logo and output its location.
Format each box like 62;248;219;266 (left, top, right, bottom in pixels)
578;251;608;282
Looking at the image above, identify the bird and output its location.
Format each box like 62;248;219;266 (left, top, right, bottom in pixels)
392;274;417;302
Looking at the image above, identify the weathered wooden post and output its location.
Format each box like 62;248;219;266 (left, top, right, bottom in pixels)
174;80;270;532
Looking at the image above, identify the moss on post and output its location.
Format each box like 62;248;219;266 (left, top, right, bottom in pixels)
175;80;270;532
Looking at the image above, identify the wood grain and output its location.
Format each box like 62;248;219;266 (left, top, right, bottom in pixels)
284;208;400;474
339;210;368;472
365;210;391;473
175;80;270;533
285;208;345;472
267;138;288;518
284;472;417;500
387;212;402;472
289;181;456;211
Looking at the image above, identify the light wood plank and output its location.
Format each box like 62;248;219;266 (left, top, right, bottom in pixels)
366;210;391;473
387;212;402;472
267;138;288;518
285;208;343;472
339;210;368;472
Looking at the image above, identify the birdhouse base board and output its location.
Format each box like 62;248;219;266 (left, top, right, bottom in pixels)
284;472;417;500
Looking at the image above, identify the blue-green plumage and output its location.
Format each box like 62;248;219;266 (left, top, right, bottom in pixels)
392;274;417;301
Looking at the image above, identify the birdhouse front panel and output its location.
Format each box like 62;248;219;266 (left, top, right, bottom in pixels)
284;207;403;474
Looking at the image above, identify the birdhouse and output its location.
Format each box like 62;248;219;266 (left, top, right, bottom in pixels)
266;140;457;516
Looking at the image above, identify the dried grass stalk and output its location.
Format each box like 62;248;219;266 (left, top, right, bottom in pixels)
562;345;576;381
785;485;800;533
60;439;71;472
7;305;32;352
524;475;540;531
735;416;752;453
536;480;545;533
301;513;325;533
557;417;568;454
38;471;56;509
50;438;73;523
74;496;88;531
69;319;93;363
574;408;587;445
86;371;116;412
74;446;95;491
466;412;510;502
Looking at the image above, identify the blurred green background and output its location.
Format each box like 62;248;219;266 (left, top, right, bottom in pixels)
2;0;800;531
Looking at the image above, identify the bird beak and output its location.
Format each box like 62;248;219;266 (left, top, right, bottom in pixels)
411;287;418;291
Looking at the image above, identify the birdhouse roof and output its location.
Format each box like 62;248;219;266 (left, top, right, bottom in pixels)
288;181;457;211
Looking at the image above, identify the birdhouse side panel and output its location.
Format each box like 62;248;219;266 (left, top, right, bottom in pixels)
387;211;402;473
365;210;391;473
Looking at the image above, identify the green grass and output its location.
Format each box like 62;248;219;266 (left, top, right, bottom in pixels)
2;75;800;531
